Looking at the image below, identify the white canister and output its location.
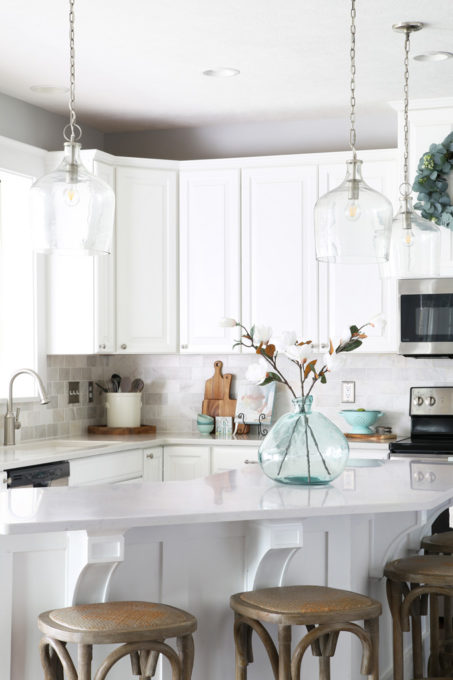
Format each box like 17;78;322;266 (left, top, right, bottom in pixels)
105;393;142;428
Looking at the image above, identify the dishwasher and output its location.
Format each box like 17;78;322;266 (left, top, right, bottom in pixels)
4;460;70;488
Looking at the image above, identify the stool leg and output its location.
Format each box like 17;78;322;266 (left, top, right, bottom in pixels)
386;579;404;680
177;634;195;680
429;593;441;677
410;601;423;680
364;617;379;680
277;625;291;680
78;644;93;680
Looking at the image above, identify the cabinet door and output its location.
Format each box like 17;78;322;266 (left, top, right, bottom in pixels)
179;169;241;352
116;166;177;353
143;447;163;481
69;449;143;486
318;155;399;353
163;446;210;481
241;166;318;343
46;156;115;355
211;446;258;473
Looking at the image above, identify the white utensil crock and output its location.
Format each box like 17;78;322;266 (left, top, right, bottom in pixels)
105;393;142;428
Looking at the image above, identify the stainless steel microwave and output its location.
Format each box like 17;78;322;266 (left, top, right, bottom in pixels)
399;278;453;356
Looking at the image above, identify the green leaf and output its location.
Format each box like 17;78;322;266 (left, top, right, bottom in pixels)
232;342;242;349
250;324;255;338
260;372;284;385
349;325;359;335
342;339;362;352
320;374;327;384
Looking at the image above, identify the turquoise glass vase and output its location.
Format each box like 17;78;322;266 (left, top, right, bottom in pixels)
258;396;349;485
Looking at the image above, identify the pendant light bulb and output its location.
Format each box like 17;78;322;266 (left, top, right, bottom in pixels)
314;0;393;263
31;0;114;255
384;23;441;279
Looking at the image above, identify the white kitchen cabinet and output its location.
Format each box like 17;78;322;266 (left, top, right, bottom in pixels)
116;165;177;353
211;446;258;473
47;153;116;354
317;151;399;353
163;445;210;481
241;165;319;343
143;447;163;481
179;169;241;352
69;449;143;486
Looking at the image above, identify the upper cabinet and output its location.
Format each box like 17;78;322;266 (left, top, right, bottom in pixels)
241;165;319;344
179;169;240;353
317;151;399;353
115;165;178;353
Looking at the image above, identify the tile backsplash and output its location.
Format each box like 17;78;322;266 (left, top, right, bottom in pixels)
7;352;453;443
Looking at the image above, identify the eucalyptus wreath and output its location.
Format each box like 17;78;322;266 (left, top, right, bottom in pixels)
412;131;453;229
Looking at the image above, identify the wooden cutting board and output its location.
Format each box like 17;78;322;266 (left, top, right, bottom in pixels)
88;425;156;435
345;432;396;442
202;361;249;432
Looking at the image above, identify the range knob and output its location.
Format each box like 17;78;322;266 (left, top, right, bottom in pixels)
413;396;424;406
424;396;436;406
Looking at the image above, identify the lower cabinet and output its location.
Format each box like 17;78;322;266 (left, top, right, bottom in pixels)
211;446;258;473
143;447;163;481
163;445;210;481
69;449;144;486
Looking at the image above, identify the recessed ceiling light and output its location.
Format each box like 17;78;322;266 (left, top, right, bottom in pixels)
203;67;240;78
30;85;69;94
413;51;453;62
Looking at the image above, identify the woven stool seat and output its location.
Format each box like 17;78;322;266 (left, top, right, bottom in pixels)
422;531;453;555
232;585;381;625
38;601;196;680
39;600;196;644
231;585;381;680
384;555;453;586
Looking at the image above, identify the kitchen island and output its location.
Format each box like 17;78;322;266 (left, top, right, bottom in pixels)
1;458;450;680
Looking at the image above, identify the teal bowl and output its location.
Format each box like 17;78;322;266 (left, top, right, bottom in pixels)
340;410;384;435
197;422;214;434
197;414;214;424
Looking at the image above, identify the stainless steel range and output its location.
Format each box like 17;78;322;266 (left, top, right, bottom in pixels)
390;386;453;460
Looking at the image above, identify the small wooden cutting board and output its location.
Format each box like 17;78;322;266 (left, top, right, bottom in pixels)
201;361;249;433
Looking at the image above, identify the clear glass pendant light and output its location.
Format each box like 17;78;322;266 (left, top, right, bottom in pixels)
31;0;114;255
386;23;440;279
314;0;393;264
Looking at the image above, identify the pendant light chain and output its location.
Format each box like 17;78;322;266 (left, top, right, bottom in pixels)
349;0;357;159
401;29;411;197
64;0;82;142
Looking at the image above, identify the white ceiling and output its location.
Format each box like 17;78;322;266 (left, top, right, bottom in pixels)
0;0;452;133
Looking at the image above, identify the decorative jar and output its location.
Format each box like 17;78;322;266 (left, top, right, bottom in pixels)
258;396;349;485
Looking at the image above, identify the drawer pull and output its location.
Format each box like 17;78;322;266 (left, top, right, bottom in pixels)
121;343;127;350
244;459;258;464
146;453;154;459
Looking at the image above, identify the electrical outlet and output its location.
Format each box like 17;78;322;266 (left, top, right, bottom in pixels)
88;381;94;403
341;381;355;403
68;381;80;404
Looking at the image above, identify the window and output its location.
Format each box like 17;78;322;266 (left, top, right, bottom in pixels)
0;168;43;399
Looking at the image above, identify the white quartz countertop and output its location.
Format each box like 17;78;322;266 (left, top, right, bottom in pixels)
0;459;450;535
0;433;389;470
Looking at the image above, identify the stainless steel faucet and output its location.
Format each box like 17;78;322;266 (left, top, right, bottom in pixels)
4;369;50;445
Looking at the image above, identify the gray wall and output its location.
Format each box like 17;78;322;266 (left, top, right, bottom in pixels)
104;110;397;160
0;92;104;151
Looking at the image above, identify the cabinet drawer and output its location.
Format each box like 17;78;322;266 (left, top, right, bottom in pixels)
69;449;143;486
163;446;210;481
211;446;258;473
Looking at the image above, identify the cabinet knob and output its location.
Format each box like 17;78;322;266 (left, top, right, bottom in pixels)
98;344;106;350
181;344;188;349
244;459;258;464
146;453;154;459
121;343;127;350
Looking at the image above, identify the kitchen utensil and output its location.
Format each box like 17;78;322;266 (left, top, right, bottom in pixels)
121;377;131;393
201;361;249;433
131;378;144;392
111;373;122;393
340;410;383;434
95;381;109;393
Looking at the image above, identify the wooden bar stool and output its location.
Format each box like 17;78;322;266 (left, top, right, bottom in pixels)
230;585;381;680
385;555;453;680
38;600;197;680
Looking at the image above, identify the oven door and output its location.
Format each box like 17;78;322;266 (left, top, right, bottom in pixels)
399;278;453;356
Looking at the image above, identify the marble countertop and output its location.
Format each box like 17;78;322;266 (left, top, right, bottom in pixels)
0;459;450;535
0;433;389;470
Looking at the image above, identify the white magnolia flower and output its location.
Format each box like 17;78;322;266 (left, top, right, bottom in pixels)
219;317;238;328
274;330;298;353
245;358;268;384
285;343;313;364
254;325;273;344
338;326;352;343
368;314;386;332
322;351;346;372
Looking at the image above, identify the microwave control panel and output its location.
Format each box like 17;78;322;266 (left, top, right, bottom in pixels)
410;386;453;416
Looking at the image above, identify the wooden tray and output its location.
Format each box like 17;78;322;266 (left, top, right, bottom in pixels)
345;432;397;442
88;425;156;435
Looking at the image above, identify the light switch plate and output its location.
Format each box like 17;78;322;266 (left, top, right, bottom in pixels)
341;381;355;403
68;381;80;404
